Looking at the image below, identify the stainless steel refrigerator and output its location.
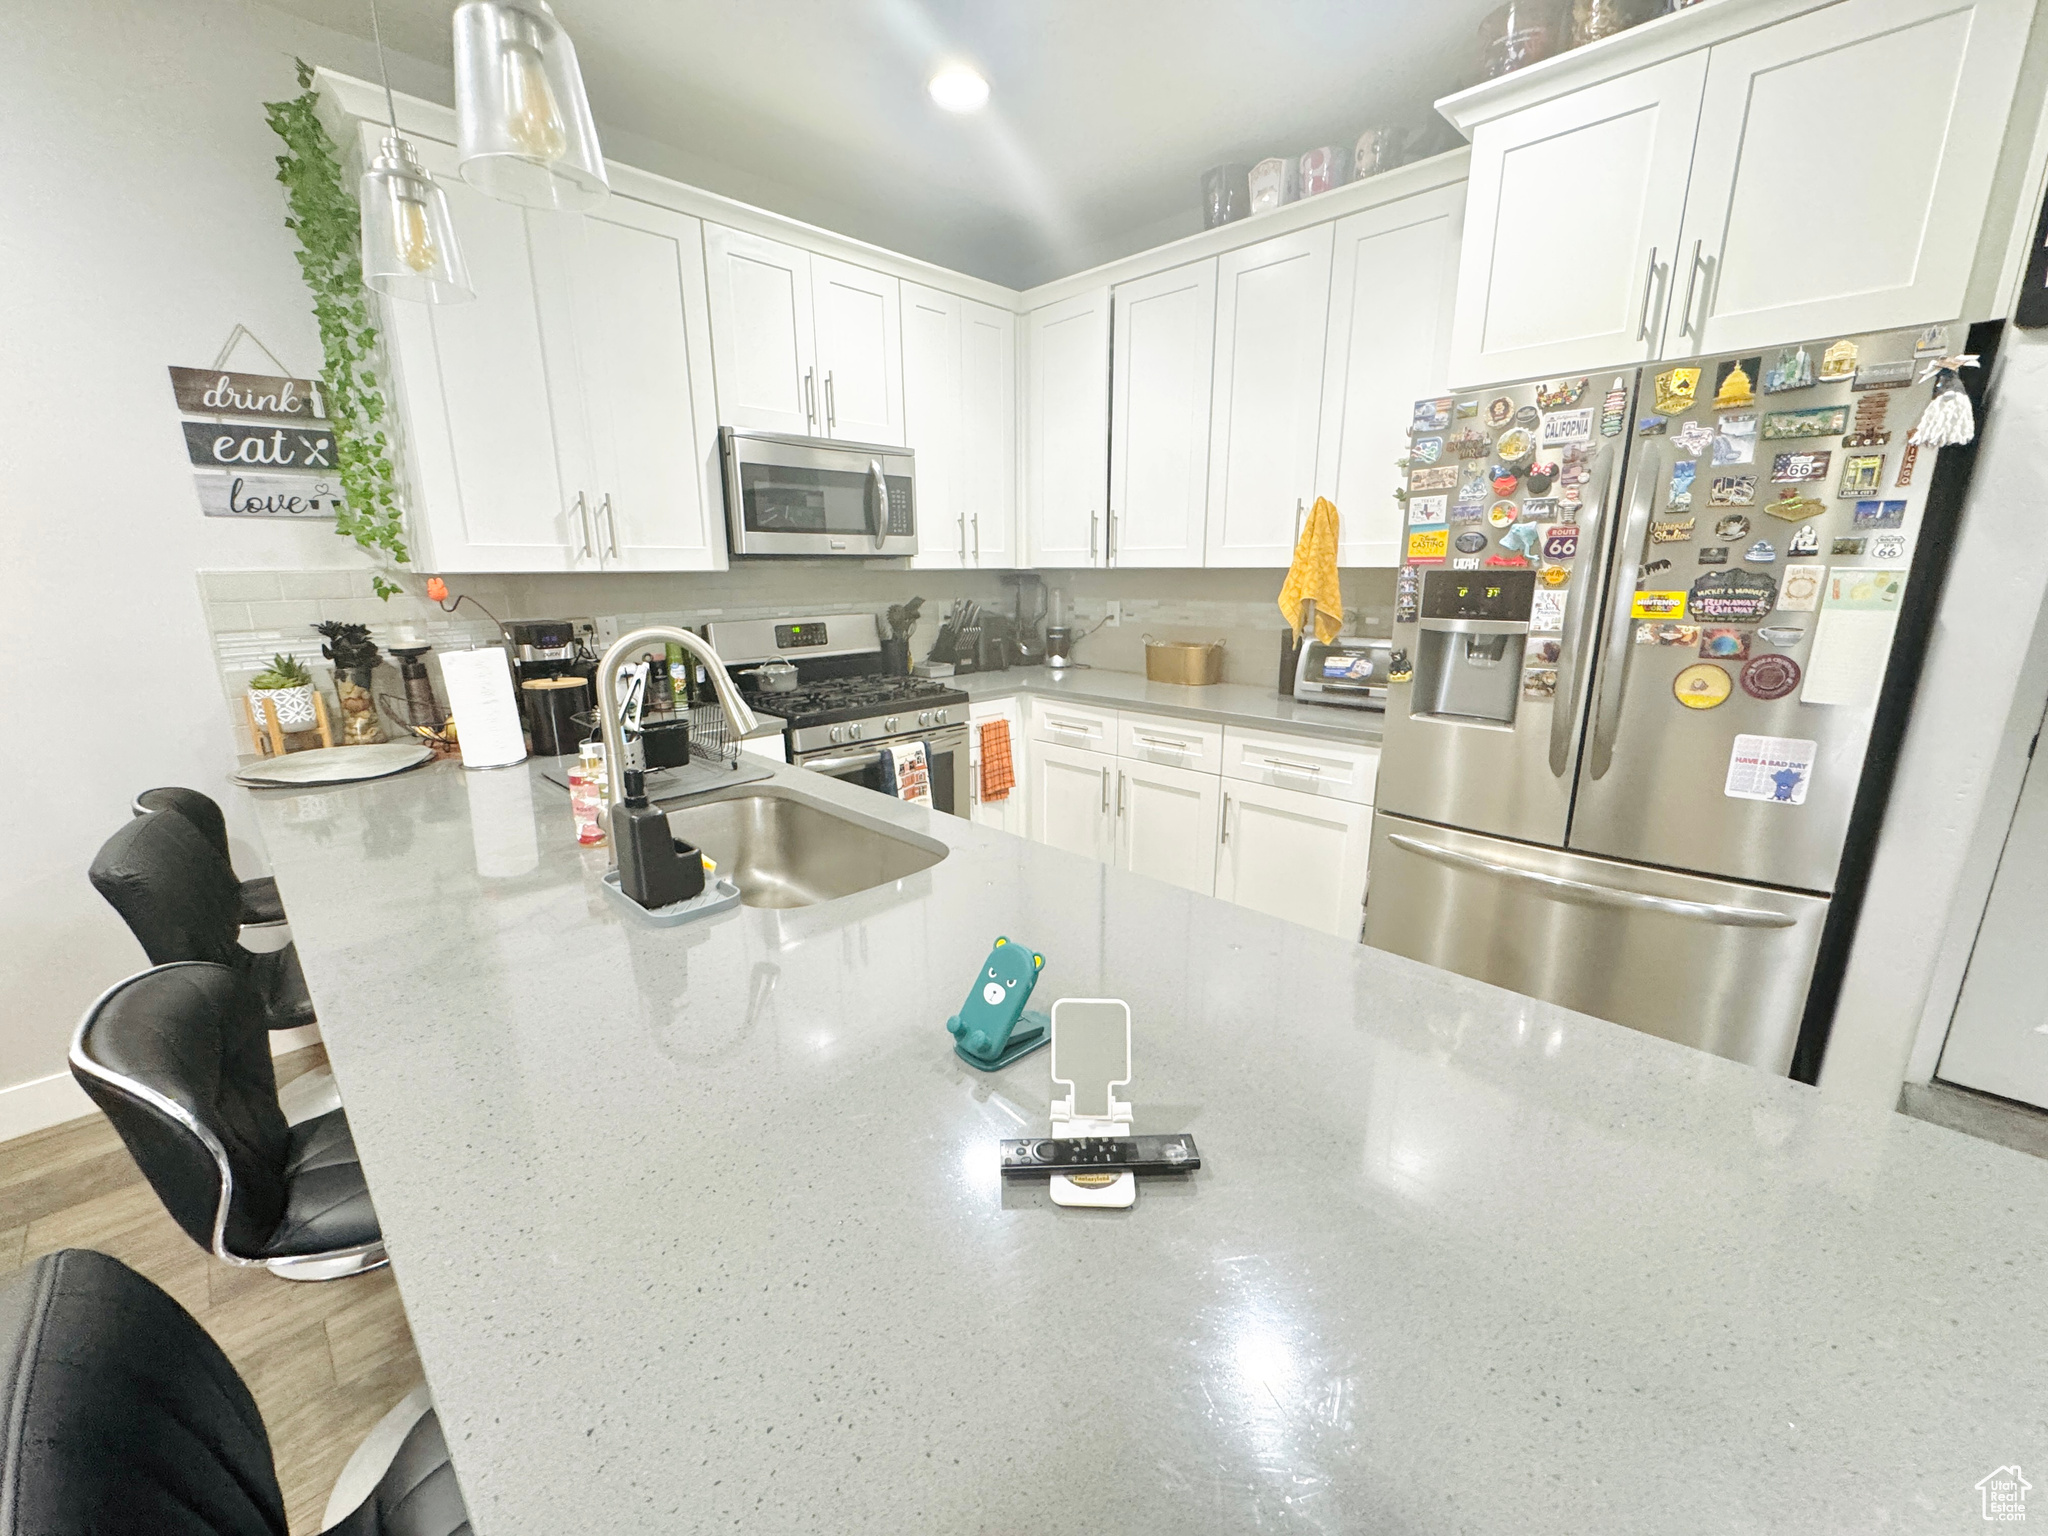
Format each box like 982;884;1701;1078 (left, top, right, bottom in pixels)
1365;325;1952;1074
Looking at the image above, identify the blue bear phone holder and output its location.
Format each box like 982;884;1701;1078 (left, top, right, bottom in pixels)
947;937;1050;1071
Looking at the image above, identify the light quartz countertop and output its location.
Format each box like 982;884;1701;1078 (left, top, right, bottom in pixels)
951;665;1383;745
254;754;2043;1535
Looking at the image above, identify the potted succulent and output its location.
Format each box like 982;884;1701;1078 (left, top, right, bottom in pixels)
247;653;318;732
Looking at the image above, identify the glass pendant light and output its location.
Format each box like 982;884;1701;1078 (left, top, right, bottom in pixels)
452;1;609;210
360;0;472;303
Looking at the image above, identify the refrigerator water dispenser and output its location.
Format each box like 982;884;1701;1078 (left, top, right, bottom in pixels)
1411;570;1535;726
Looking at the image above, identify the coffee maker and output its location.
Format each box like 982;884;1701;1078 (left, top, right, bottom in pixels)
507;619;595;755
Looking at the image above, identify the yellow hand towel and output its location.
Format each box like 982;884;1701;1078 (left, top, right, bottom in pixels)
1277;496;1344;644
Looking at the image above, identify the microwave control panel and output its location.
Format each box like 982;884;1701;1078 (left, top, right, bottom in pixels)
887;479;913;536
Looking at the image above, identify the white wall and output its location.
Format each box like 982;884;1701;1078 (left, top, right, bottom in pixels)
0;0;454;1128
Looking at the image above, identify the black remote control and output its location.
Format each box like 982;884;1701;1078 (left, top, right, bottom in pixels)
998;1134;1200;1176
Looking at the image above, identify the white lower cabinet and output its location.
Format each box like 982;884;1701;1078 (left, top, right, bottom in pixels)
1215;779;1373;940
1030;739;1116;862
1115;757;1221;896
968;698;1028;838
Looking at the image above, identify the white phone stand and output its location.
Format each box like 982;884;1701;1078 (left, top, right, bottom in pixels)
1048;998;1136;1209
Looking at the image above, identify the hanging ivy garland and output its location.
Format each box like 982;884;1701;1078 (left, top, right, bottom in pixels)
263;60;408;600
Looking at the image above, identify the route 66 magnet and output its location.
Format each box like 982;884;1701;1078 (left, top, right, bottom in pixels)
1869;531;1909;561
1543;524;1579;560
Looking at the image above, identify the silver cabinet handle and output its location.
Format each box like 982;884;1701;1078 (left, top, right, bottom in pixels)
1677;239;1704;339
806;750;885;771
572;490;593;558
1090;509;1099;561
1634;246;1661;341
1134;733;1194;756
1046;717;1092;737
1107;509;1117;566
1294;498;1305;543
600;492;619;558
1588;443;1661;781
825;371;837;433
1386;834;1796;929
1116;770;1125;816
1100;765;1110;812
1264;757;1322;782
1548;443;1612;779
972;514;980;561
804;368;817;432
958;514;967;560
1221;792;1232;844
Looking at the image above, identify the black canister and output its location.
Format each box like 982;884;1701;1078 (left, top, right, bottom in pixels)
522;676;592;756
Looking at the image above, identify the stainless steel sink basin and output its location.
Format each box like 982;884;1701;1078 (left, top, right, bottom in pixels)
659;786;947;909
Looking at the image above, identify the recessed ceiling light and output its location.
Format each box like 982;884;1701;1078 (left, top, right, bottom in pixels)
928;63;989;113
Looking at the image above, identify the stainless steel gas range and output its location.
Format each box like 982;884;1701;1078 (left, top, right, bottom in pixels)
706;612;970;816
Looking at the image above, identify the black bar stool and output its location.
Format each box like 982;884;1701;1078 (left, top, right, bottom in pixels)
133;785;287;926
0;1248;469;1535
70;963;382;1282
90;810;314;1033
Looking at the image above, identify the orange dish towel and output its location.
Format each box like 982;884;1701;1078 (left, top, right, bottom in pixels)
1277;495;1344;644
978;718;1015;802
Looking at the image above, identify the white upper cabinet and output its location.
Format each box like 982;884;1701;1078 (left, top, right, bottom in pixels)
810;254;904;444
905;287;1015;569
1315;184;1464;567
1109;261;1217;568
378;135;593;573
1672;0;2033;354
378;134;718;573
1204;225;1334;567
902;283;964;568
704;225;818;435
1024;288;1112;567
569;197;722;571
958;298;1017;568
1447;53;1708;387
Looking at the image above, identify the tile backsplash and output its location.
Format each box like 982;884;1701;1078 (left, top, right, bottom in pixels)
198;563;1396;753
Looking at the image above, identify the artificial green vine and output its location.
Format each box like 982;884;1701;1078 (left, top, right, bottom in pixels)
264;59;408;599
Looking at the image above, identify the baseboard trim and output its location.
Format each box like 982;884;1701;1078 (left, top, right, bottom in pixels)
0;1073;96;1143
0;1026;322;1145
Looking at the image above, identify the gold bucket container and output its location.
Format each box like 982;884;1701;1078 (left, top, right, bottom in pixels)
1143;637;1225;686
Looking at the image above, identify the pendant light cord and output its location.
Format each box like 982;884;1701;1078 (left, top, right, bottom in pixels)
368;0;400;132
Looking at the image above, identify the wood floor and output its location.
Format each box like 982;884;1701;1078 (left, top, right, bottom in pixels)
0;1045;425;1536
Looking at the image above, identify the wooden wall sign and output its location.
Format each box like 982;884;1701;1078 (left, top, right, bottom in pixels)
167;366;326;420
181;419;337;470
192;471;343;520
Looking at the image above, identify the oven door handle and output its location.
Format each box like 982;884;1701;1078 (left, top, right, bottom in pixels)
866;460;887;550
805;750;886;772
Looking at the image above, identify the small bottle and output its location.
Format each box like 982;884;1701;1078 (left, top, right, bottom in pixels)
568;742;608;847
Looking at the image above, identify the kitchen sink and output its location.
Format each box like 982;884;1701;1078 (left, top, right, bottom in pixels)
658;786;947;909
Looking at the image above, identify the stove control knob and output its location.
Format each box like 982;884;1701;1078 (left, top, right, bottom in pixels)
886;716;898;732
849;722;863;740
936;708;950;725
917;710;931;727
829;726;842;744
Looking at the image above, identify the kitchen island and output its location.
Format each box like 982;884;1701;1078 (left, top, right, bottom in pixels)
253;755;2047;1535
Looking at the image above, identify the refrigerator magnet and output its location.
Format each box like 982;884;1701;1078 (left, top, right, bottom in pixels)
1638;414;1669;435
1914;325;1951;359
1540;408;1593;446
1740;654;1802;701
1746;540;1778;563
1521;668;1559;699
1496;427;1536;463
1636;622;1702;647
1456;398;1481;419
1711;475;1757;506
1832;536;1867;555
1724;733;1815;802
1819;339;1859;380
1492;466;1521;495
1712;357;1761;409
1488;396;1515;426
1714;513;1752;540
1407;528;1448;563
1788;525;1821;556
1530;590;1566;632
1838;456;1886;498
1699;626;1752;660
1653;367;1701;414
1764;346;1815;393
1651;518;1695;543
1668;461;1698;509
1698;546;1730;565
1601;379;1628;435
1853;360;1914;391
1896;443;1920;485
1772;450;1831;482
1489;500;1520;528
1688;569;1778;622
1673;663;1734;709
1412;436;1445;464
1765;492;1824;522
1776;564;1826;611
1454;529;1487;554
1869;532;1909;561
1763;405;1850;439
1536;377;1588;410
1543;525;1580;560
1674;420;1715;456
1631;590;1688;620
1410;398;1453;433
1757;627;1807;649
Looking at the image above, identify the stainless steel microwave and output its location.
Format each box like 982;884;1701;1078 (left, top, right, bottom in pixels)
719;427;917;558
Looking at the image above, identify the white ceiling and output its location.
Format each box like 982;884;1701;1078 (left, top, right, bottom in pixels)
261;1;1494;288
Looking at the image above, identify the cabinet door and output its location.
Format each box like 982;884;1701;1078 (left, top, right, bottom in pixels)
811;255;904;444
960;299;1016;568
1115;758;1222;896
571;197;723;571
1316;185;1464;568
704;225;817;434
902;283;965;569
1024;289;1112;567
1447;52;1708;386
375;132;593;573
969;699;1029;837
1205;226;1334;567
1215;779;1371;939
1110;261;1216;567
1674;0;2032;355
1029;740;1115;861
